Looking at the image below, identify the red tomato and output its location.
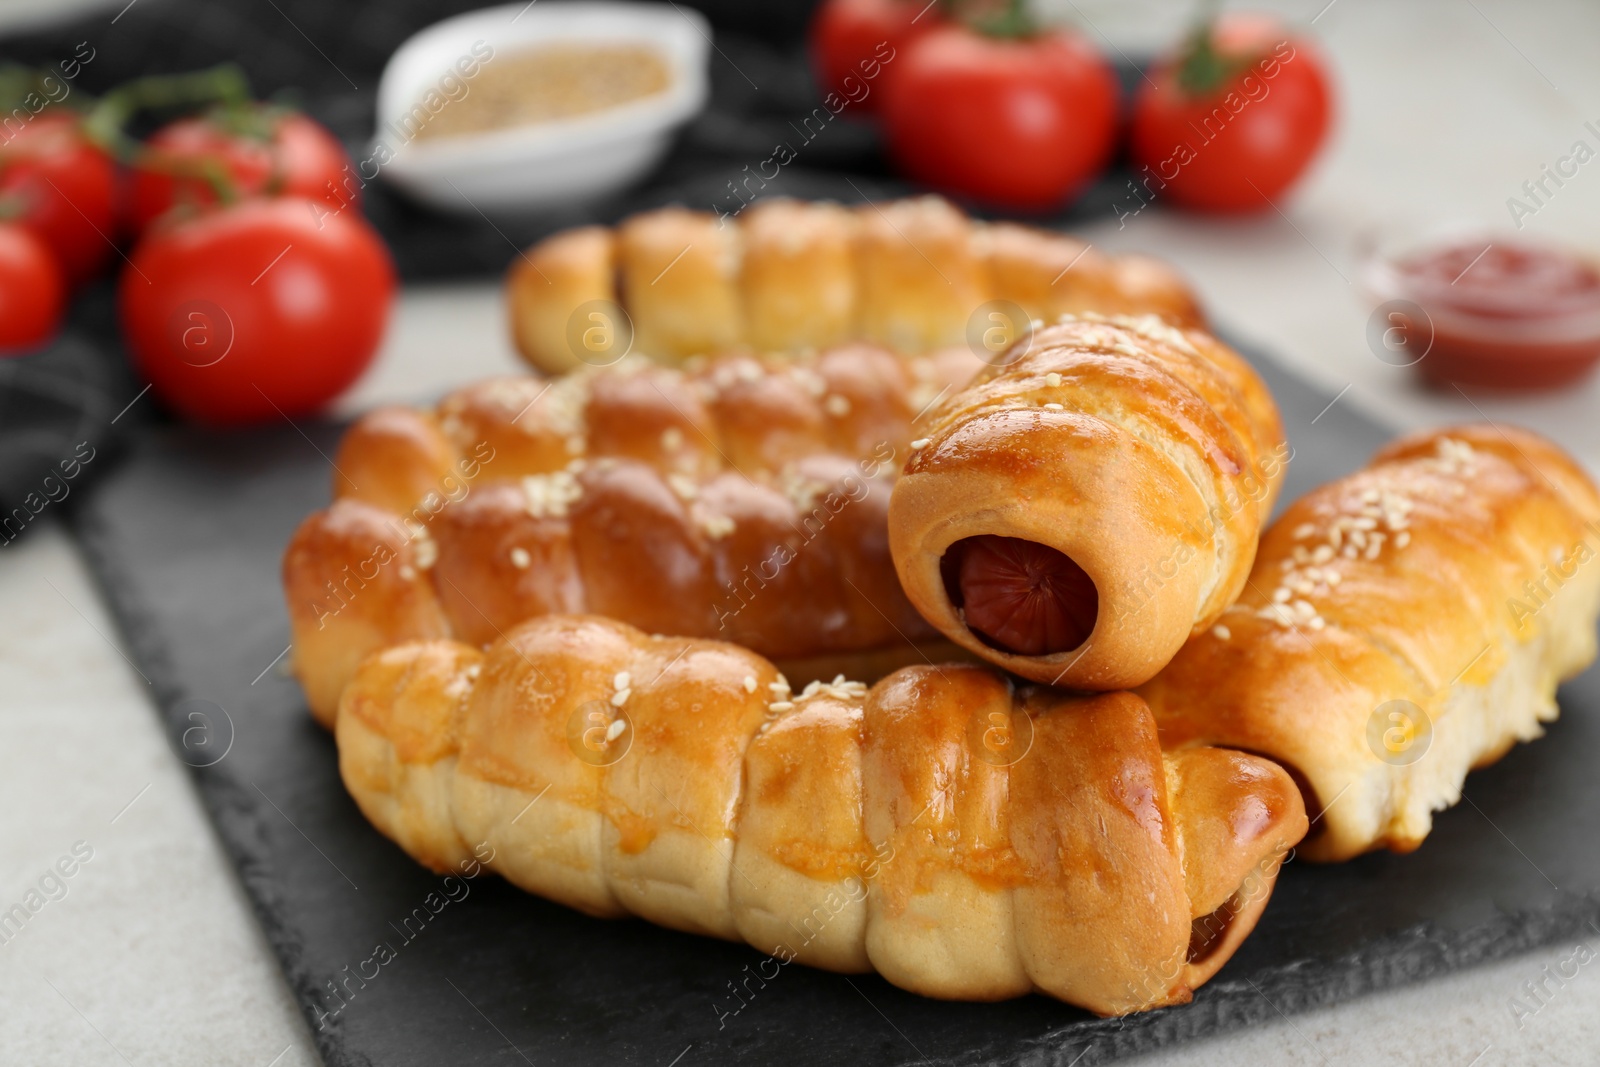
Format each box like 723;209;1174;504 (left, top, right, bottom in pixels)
0;222;64;354
119;197;394;424
1130;14;1333;213
810;0;938;113
879;25;1119;211
0;113;119;287
126;109;354;236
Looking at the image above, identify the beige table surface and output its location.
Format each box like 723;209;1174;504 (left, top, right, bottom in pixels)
7;0;1600;1063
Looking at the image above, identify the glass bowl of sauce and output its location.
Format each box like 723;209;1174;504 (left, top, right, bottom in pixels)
1364;237;1600;390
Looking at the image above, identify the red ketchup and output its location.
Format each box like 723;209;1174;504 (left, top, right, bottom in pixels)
1372;239;1600;390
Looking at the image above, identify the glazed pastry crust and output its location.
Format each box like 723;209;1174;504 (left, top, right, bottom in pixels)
1141;425;1600;861
337;614;1307;1015
505;196;1204;373
889;314;1287;691
285;346;984;728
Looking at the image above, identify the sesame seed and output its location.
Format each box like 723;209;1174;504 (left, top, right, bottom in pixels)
1045;372;1063;388
823;394;852;418
1293;523;1316;540
1212;624;1231;640
743;675;757;694
614;671;630;690
1395;531;1411;548
510;547;531;569
413;536;438;570
910;438;930;450
697;512;736;540
661;427;684;452
768;701;794;712
605;719;627;742
398;565;417;581
667;473;699;501
1042;402;1065;411
1309;616;1327;631
611;689;631;707
1274;587;1292;603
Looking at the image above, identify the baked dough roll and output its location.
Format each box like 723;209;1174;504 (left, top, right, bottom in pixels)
504;225;616;377
337;614;1307;1015
285;346;982;728
1141;425;1600;862
889;314;1288;691
738;197;858;353
617;207;744;362
505;196;1203;374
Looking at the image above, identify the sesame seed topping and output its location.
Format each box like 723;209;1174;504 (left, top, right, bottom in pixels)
1293;523;1316;540
398;565;417;581
910;438;930;450
614;672;630;691
743;675;757;694
413;534;438;570
605;719;627;742
661;427;684;452
510;547;531;569
667;473;699;501
522;471;584;519
611;689;631;707
1045;372;1063;388
1212;624;1231;640
823;394;851;418
697;511;736;540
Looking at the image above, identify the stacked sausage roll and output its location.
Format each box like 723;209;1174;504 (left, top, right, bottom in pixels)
283;199;1600;1016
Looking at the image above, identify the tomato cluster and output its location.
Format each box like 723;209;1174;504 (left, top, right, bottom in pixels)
810;0;1333;215
0;72;393;425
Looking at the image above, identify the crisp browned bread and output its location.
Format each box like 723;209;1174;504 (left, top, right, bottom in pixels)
337;613;1306;1015
505;196;1204;373
1141;425;1600;861
283;345;985;728
889;315;1286;691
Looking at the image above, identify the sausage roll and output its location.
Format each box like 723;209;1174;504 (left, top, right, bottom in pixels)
889;314;1288;691
1141;425;1600;861
284;345;983;727
338;613;1307;1015
506;196;1203;373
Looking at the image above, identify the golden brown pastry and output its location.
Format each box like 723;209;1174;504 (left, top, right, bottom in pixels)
284;345;983;728
338;613;1307;1015
889;314;1288;691
506;196;1204;373
1141;425;1600;862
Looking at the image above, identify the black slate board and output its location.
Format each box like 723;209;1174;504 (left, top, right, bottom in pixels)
71;338;1600;1067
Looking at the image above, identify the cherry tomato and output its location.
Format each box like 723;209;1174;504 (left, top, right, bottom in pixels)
1129;13;1333;213
0;113;119;287
119;197;394;424
809;0;939;113
879;25;1119;211
0;222;64;354
126;108;354;236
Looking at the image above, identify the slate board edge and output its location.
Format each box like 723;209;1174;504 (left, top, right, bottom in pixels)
70;498;378;1067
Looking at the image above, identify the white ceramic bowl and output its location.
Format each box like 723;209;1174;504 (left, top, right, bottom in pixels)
375;1;710;214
